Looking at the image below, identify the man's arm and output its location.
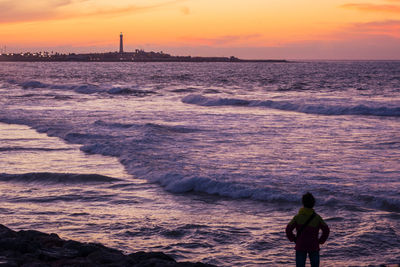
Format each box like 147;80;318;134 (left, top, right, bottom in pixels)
286;218;297;242
318;220;330;244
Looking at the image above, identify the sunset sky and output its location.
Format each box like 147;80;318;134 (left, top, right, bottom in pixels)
1;0;400;59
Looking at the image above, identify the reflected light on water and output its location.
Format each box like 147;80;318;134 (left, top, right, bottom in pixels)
0;123;129;178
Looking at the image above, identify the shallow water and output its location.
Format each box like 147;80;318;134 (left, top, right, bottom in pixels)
0;61;399;266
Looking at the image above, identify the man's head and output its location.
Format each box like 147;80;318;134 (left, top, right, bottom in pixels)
302;192;315;208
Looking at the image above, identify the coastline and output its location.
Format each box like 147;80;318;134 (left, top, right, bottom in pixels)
0;58;287;63
0;224;216;266
1;223;399;267
0;51;287;63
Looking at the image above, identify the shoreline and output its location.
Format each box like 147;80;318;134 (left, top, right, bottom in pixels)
0;51;286;63
0;224;216;266
0;58;287;63
1;223;399;267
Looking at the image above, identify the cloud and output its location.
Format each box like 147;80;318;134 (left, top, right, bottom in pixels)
341;3;400;13
0;0;90;21
0;0;185;24
352;19;400;29
181;34;263;46
83;0;187;18
0;0;71;22
342;20;400;38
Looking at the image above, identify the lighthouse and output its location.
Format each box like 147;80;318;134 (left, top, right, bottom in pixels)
119;32;124;53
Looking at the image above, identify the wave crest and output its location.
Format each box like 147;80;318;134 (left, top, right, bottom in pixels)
107;87;156;96
182;94;400;117
145;172;298;203
0;172;120;184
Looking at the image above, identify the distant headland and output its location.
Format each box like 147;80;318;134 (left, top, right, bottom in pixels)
0;33;286;63
0;50;286;63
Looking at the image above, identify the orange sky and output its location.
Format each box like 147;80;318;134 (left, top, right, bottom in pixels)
0;0;400;59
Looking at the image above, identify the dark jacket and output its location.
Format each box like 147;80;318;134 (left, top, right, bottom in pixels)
286;207;330;252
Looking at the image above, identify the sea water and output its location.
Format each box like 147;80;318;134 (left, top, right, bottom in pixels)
0;61;399;266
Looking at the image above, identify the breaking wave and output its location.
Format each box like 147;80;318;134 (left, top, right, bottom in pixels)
144;171;299;203
94;120;201;133
19;80;156;96
0;147;72;152
107;87;156;96
21;81;48;89
139;171;400;212
94;120;137;129
182;94;400;117
0;172;120;184
20;80;100;94
143;123;201;134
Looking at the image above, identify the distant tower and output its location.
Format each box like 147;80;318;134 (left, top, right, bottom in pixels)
119;32;124;53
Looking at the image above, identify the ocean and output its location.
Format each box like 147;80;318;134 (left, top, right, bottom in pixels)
0;61;399;266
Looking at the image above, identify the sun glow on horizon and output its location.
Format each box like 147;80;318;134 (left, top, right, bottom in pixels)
0;0;399;59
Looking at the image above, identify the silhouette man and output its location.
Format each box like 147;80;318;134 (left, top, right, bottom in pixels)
286;192;330;267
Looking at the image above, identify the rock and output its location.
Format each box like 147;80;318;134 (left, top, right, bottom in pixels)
128;251;176;266
0;224;217;267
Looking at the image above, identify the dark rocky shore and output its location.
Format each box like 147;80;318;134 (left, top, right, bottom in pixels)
0;224;216;267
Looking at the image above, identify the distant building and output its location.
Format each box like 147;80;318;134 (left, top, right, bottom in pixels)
119;33;124;53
